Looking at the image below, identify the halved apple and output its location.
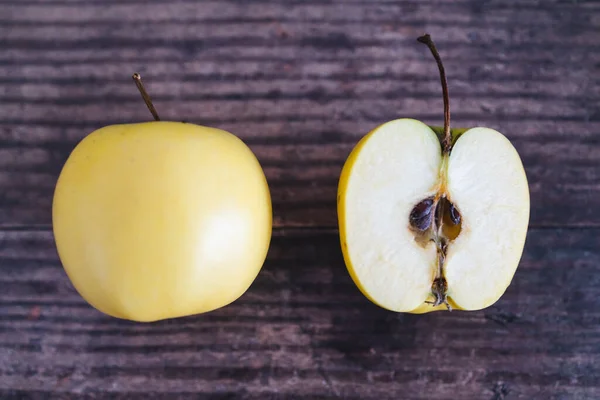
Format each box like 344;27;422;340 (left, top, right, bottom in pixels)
337;35;530;313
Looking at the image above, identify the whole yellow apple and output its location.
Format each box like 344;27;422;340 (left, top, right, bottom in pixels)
52;75;272;322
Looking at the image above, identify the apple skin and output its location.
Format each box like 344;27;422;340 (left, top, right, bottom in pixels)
53;121;272;322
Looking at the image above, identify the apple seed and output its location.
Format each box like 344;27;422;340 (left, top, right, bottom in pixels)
409;197;435;231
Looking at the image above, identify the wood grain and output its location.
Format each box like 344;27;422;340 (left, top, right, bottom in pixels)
0;0;598;228
0;228;599;399
1;0;599;398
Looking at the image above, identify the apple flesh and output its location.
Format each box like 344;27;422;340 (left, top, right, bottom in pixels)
338;118;530;312
53;121;272;322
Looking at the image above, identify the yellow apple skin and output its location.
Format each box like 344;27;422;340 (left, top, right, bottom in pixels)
53;121;272;322
337;121;463;314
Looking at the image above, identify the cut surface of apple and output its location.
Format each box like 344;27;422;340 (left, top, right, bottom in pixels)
338;118;530;312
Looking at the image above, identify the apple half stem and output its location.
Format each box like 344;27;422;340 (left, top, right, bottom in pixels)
132;73;161;121
429;126;469;148
417;34;451;153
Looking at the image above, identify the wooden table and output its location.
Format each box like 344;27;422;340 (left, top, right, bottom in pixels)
1;1;599;399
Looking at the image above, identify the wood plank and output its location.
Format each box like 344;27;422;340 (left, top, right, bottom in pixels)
0;227;599;399
0;0;598;228
1;21;597;48
1;1;597;25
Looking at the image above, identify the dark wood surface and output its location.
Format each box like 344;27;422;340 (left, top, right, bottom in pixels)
0;0;599;399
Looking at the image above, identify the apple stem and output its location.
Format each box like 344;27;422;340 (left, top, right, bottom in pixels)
132;73;161;121
417;34;451;153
